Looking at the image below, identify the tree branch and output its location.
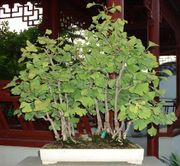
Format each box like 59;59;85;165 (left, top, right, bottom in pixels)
46;113;60;140
95;99;103;134
114;63;126;130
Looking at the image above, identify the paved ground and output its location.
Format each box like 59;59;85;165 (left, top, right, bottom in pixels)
17;156;165;166
0;136;147;166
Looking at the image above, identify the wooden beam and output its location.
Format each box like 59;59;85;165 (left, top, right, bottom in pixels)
40;0;60;38
50;0;60;38
0;129;54;140
0;106;9;129
160;0;180;33
146;0;160;158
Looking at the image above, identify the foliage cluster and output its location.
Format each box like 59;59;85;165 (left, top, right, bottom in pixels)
6;4;176;142
0;21;41;79
161;153;180;166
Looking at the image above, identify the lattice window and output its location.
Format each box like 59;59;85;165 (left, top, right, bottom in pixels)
0;2;43;26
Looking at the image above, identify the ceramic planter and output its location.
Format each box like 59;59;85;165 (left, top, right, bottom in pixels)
40;146;144;165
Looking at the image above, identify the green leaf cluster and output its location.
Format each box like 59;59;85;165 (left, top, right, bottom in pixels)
0;21;42;79
6;3;177;139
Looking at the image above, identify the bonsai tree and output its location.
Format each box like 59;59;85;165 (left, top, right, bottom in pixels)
6;29;87;141
75;3;177;141
6;4;176;143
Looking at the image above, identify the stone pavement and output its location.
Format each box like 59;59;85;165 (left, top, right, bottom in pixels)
17;156;165;166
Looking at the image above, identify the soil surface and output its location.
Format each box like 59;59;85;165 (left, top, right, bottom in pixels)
43;135;139;149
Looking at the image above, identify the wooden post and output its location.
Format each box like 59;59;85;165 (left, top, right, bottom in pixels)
39;1;51;32
146;0;160;157
0;106;9;129
50;0;61;38
40;0;60;38
106;0;124;19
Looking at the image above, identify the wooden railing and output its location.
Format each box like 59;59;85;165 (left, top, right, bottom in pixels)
0;80;180;147
0;80;92;147
159;98;180;137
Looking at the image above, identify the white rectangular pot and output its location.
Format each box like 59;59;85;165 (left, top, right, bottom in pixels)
40;147;144;165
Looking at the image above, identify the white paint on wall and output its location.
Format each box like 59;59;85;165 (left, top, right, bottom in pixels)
159;135;180;159
160;75;176;100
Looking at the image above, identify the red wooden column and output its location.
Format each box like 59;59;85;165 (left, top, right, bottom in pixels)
50;0;61;38
40;0;60;38
106;0;124;19
145;0;160;157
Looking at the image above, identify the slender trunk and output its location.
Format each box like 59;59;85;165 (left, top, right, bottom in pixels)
67;120;72;137
57;80;63;103
104;82;112;133
123;121;132;140
95;99;103;134
61;116;68;141
71;124;75;136
66;120;76;142
45;113;60;140
47;50;70;141
114;63;126;131
112;120;125;140
114;87;119;131
60;93;70;141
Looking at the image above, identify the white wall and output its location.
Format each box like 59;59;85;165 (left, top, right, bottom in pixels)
160;75;176;100
159;135;180;159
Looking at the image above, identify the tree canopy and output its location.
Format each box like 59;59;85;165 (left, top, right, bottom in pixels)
0;21;42;79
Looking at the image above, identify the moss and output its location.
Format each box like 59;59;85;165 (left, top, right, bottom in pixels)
43;135;139;149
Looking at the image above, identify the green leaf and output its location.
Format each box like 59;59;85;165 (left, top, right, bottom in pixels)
74;107;87;117
58;72;71;81
129;105;138;113
147;126;157;136
4;76;18;88
20;102;32;113
78;97;94;107
146;92;156;100
134;119;147;130
108;80;115;88
26;40;38;52
109;8;116;14
152;79;159;88
24;112;34;120
53;103;66;111
148;41;158;48
28;71;37;79
45;29;52;35
30;79;40;91
38;37;46;44
162;69;173;76
86;2;96;8
62;83;75;93
138;107;151;119
166;112;177;124
132;83;149;96
152;107;160;115
118;106;126;121
69;118;79;125
115;6;121;12
11;86;21;95
34;99;50;111
96;93;105;101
